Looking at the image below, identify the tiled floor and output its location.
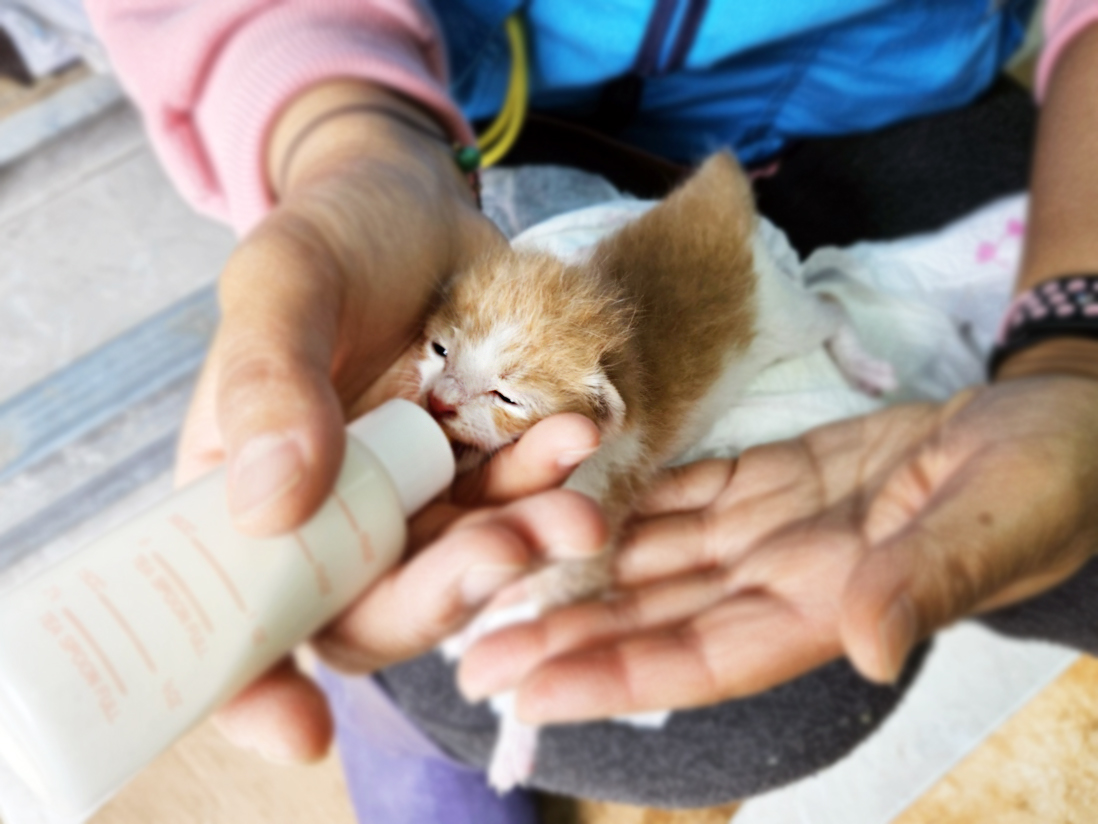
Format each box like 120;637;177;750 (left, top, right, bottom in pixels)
0;77;232;591
0;93;232;403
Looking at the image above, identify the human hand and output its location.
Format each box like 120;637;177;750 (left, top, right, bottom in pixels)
172;80;548;760
457;371;1098;723
212;411;604;761
175;79;503;529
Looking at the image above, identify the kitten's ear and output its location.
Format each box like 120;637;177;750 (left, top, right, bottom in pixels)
589;150;755;273
586;370;627;434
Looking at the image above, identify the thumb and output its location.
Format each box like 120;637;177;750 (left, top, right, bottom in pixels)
839;453;1044;684
215;227;346;536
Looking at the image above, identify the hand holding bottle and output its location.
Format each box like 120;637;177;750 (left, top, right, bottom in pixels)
212;411;604;763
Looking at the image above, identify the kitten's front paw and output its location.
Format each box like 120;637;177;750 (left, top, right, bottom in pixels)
827;325;897;397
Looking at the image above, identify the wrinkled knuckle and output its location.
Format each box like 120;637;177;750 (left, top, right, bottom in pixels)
927;543;993;625
222;354;294;393
606;594;646;633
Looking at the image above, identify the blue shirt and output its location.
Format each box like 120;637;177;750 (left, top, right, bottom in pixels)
429;0;1036;164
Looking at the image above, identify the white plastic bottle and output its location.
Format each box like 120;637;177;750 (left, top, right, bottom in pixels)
0;399;454;820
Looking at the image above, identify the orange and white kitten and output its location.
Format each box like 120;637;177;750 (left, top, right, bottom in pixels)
414;152;892;790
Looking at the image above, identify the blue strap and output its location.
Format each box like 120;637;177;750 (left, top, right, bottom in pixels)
634;0;681;77
664;0;710;73
597;0;709;134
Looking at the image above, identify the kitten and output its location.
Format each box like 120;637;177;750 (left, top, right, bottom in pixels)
412;152;892;790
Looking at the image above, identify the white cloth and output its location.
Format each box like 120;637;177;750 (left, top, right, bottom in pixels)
517;193;1026;459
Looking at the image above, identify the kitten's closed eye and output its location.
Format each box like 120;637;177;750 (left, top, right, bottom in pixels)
493;390;518;406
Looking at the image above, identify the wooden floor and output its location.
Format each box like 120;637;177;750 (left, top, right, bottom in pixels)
895;655;1098;824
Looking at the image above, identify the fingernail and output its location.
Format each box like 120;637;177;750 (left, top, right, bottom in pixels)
557;446;598;469
878;595;916;683
230;433;305;522
462;564;526;607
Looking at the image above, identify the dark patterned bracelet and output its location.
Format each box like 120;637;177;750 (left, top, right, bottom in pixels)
988;275;1098;378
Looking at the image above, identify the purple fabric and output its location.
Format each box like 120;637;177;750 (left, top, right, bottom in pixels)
318;667;538;824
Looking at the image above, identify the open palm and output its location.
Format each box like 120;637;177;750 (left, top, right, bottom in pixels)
458;375;1098;723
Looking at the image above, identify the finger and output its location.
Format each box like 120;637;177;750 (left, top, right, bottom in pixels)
616;489;792;586
616;444;833;585
458;571;730;700
840;449;1084;684
452;413;600;505
633;459;736;516
215;221;347;536
314;490;606;671
515;594;841;723
457;488;609;559
406;501;467;552
213;659;333;763
615;511;715;584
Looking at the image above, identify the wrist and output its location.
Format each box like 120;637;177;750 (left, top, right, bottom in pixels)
267;80;476;208
994;336;1098;382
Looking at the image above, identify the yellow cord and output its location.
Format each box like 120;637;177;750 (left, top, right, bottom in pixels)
477;15;529;168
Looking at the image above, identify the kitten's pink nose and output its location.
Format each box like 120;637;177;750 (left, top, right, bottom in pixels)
427;392;456;420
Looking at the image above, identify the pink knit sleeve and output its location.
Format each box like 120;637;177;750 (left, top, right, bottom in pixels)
1038;0;1098;99
84;0;475;235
